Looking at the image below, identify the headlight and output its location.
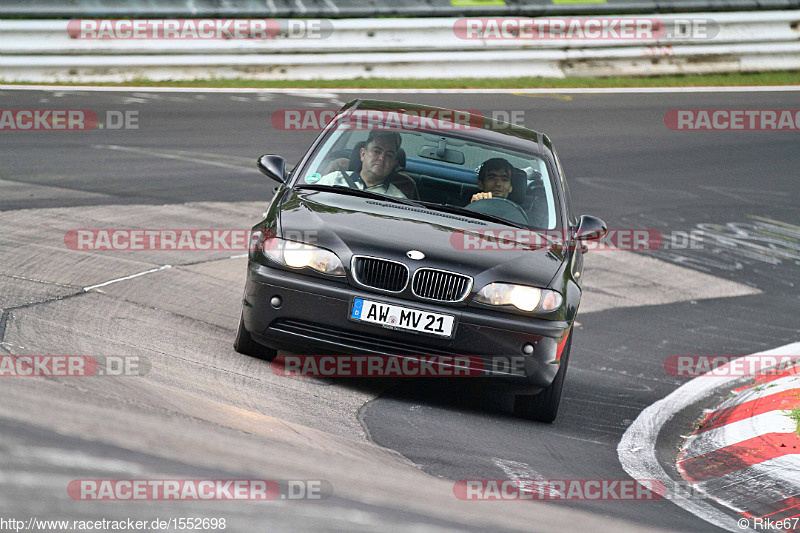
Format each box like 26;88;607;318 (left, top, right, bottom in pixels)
474;283;562;312
258;233;345;276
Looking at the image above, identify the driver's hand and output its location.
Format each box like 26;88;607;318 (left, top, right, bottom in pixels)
471;192;493;203
321;158;349;175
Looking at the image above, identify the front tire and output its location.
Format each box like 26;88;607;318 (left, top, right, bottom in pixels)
513;333;572;423
234;314;278;361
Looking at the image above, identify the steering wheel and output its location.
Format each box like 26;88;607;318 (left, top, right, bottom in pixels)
318;149;353;175
464;197;530;226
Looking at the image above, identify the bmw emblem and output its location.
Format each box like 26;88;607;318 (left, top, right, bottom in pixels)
407;250;425;260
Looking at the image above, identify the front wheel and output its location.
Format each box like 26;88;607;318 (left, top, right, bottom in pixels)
234;314;278;361
513;332;572;423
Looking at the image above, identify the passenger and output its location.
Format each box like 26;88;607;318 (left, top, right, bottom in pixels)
317;131;407;199
470;157;514;203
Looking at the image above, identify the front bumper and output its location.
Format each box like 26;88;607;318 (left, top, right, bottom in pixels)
242;262;572;390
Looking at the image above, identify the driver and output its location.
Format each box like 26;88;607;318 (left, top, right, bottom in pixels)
470;157;514;203
317;130;407;199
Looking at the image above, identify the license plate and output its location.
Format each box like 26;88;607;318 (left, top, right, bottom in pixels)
351;298;454;337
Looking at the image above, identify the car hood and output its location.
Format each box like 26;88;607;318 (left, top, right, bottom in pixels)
278;189;565;288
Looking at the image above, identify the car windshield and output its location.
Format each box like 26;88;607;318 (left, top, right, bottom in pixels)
292;110;561;231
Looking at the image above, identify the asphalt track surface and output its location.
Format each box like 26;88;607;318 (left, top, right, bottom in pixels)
1;87;799;532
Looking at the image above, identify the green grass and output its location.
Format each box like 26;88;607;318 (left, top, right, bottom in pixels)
3;71;800;89
786;407;800;437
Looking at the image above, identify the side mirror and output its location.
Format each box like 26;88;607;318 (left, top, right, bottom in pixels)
574;215;607;241
257;154;287;184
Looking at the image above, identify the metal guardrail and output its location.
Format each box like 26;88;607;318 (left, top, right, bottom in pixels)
0;12;798;81
1;0;799;17
2;13;799;53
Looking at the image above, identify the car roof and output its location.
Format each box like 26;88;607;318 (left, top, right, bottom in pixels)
344;99;556;159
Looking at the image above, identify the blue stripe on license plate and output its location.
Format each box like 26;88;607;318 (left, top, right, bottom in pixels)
351;298;364;319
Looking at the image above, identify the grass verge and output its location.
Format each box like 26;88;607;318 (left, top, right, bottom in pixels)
787;406;800;437
2;71;800;89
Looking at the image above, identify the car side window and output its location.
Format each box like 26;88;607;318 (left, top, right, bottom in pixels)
553;150;577;227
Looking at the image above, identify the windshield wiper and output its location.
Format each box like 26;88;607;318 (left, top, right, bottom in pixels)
414;201;528;229
294;184;421;207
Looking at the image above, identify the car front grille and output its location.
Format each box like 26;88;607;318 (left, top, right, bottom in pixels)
352;256;409;293
411;268;472;302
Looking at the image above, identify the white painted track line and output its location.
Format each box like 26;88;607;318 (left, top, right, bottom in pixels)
83;265;172;291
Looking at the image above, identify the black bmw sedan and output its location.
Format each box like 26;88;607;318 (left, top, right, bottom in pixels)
235;99;606;422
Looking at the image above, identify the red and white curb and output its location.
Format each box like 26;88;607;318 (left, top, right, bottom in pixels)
618;342;800;532
678;368;800;529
